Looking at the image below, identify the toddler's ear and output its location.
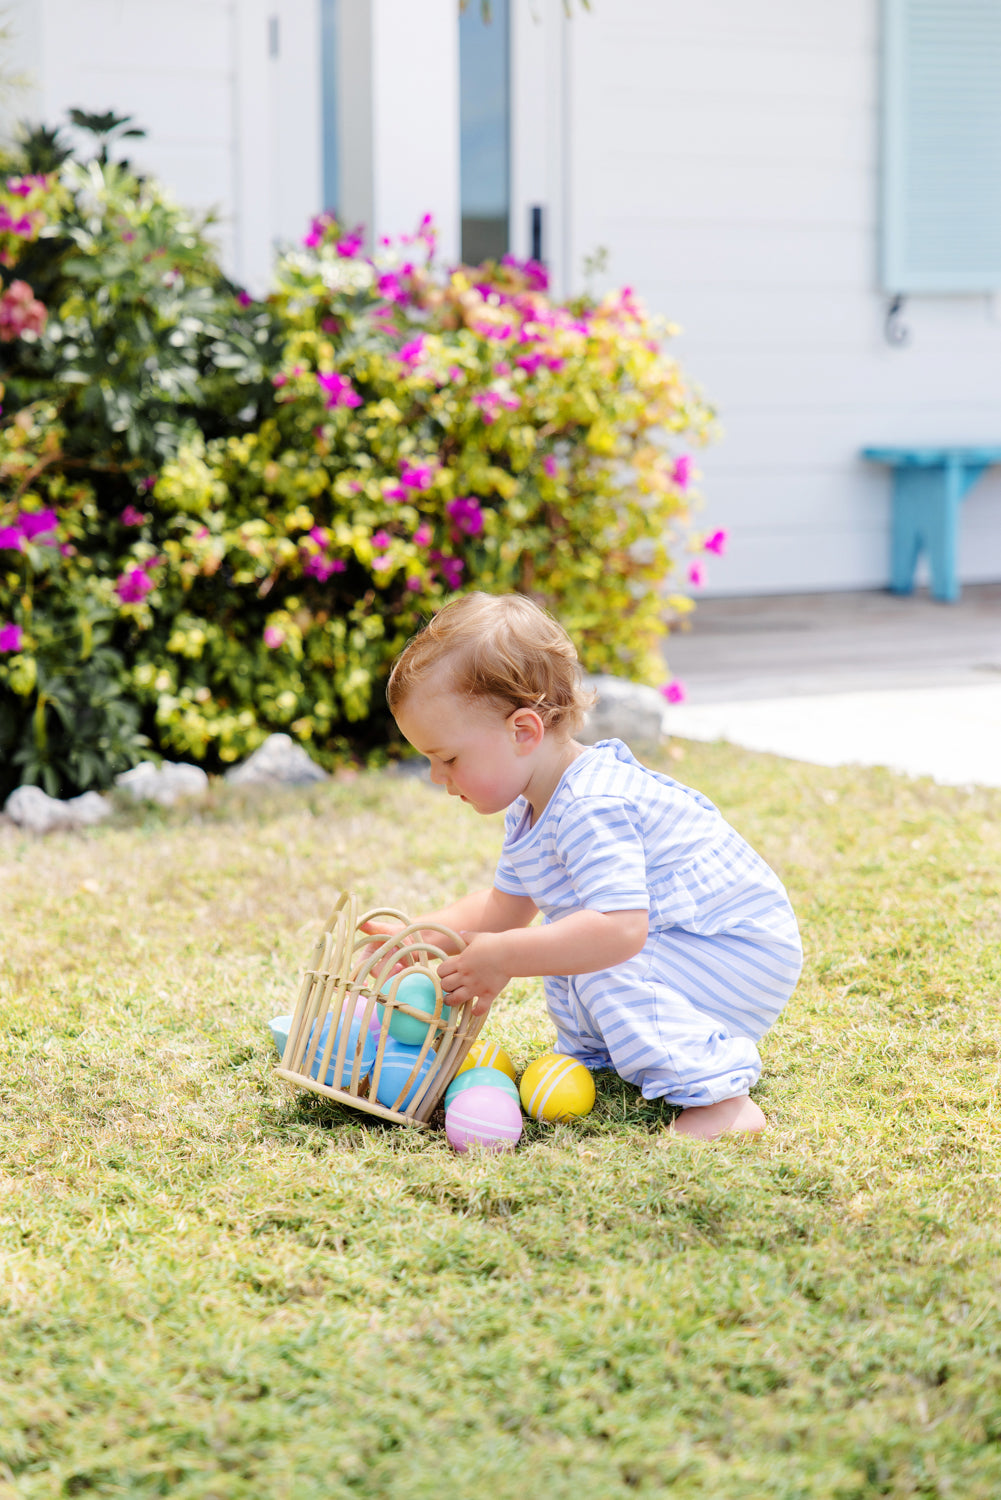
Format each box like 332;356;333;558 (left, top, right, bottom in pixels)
509;707;545;751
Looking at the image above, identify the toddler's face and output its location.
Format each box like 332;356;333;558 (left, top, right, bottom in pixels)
394;676;532;814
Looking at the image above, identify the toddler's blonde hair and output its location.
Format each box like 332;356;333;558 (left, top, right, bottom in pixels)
387;592;595;736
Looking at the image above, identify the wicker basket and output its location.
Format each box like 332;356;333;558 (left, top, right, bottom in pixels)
275;890;484;1126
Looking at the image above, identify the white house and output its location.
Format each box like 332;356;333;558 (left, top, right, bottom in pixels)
3;0;1001;597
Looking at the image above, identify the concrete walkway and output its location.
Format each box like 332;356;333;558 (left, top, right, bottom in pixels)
660;585;1001;788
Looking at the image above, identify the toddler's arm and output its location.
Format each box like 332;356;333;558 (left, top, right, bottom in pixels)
360;886;537;958
438;908;648;1014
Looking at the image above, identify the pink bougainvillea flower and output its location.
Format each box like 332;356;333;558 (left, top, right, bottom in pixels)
303;553;336;582
382;482;406;503
0;525;23;550
236;290;253;308
472;389;520;424
0;622;23;652
447;365;464;382
272;372;287;387
413;522;433;548
263;625;285;649
316;370;362;409
60;543;75;557
687;561;706;588
6;177;32;198
371;530;392;550
308;526;329;548
405;575;422;592
543;455;559;479
372;555;393;573
377;271;409;305
516;351;545;376
303;213;333;248
17;509;58;540
672;454;693;489
321;317;339;334
398;336;425;369
140;475;156;492
703;529;728;556
0;206;34;237
399;462;433;492
121;505;147;528
446;496;484;537
0;279;47;341
336;233;364;258
115;565;155;604
431;550;464;590
659;681;687;705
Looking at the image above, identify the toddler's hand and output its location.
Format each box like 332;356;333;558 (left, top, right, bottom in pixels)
357;919;409;977
437;931;511;1016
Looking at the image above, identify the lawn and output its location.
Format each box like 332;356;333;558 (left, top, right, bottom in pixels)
1;742;999;1499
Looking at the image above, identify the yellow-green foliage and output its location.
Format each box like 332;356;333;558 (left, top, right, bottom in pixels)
1;180;717;792
135;222;714;768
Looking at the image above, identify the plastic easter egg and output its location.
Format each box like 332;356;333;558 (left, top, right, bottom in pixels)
456;1038;517;1082
351;995;382;1036
373;1036;436;1112
269;1014;292;1058
519;1052;595;1122
378;971;450;1046
444;1065;521;1111
445;1086;523;1153
304;1010;377;1090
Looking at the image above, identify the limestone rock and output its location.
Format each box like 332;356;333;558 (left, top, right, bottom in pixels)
578;673;668;748
224;733;328;787
4;784;113;834
116;759;209;805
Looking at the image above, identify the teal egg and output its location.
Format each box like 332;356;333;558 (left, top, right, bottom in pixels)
373;1036;436;1111
445;1065;522;1110
378;971;450;1046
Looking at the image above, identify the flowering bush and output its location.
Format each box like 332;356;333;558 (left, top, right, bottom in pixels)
0;120;721;798
119;216;719;769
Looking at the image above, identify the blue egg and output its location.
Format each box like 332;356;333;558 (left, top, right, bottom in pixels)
301;1009;377;1090
444;1065;521;1110
377;971;450;1046
373;1036;436;1112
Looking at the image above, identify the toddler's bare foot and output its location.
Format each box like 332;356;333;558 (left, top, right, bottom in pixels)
670;1095;765;1140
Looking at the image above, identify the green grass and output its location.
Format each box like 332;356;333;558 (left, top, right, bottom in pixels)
1;743;1000;1499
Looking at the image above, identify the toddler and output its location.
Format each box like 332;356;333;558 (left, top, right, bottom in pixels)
382;592;802;1140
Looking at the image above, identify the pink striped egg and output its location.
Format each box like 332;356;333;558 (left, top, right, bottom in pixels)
445;1085;523;1154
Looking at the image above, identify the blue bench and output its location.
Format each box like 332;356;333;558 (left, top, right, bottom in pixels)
862;446;1001;603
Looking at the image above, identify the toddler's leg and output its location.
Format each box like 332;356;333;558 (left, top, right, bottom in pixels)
570;959;763;1110
542;973;615;1071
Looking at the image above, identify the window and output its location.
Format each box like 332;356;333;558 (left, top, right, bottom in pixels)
882;0;1001;292
460;0;510;264
321;0;339;213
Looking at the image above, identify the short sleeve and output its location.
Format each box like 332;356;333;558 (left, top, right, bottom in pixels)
554;796;650;912
494;801;529;896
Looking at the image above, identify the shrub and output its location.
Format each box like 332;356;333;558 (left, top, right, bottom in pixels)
1;124;719;799
123;217;717;770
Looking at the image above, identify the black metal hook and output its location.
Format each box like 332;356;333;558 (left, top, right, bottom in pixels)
885;294;911;347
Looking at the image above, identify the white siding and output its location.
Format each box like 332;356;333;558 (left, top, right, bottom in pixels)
1;0;322;292
565;0;1001;594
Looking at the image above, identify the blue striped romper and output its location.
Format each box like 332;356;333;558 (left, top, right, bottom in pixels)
493;739;803;1108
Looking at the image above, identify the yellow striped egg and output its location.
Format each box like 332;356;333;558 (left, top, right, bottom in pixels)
519;1052;595;1122
456;1038;517;1082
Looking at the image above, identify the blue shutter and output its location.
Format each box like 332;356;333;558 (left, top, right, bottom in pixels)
882;0;1001;292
